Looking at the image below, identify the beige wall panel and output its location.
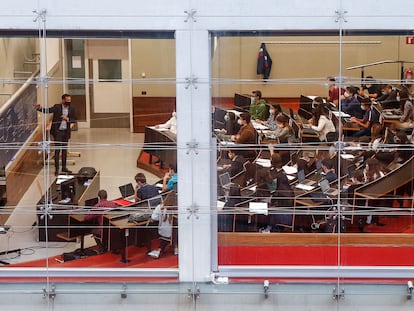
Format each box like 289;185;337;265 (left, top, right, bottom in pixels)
213;35;407;98
131;39;175;97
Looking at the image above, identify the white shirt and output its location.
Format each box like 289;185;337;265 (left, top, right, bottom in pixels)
311;115;336;141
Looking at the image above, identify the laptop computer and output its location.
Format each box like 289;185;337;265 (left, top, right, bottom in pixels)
295;169;317;191
319;178;339;196
84;197;99;207
297;169;316;186
219;172;235;190
118;183;136;202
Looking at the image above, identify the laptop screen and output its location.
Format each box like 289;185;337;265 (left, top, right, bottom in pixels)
297;169;305;182
319;178;330;192
219;172;231;187
84;197;99;207
148;195;162;209
119;183;135;198
347;164;356;177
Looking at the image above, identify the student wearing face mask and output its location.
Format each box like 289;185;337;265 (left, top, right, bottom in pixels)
310;104;336;142
230;112;257;159
350;98;380;138
398;89;414;128
341;86;364;119
375;84;398;109
364;76;382;100
249;90;267;121
156;110;177;134
268;115;294;143
221;111;240;135
256;103;282;130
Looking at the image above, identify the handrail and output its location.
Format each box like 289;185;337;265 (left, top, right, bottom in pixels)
347;59;414;82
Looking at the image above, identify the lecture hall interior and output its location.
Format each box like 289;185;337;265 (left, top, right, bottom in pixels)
1;1;414;310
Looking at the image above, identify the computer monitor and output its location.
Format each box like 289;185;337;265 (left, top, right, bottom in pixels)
60;178;77;202
234;93;251;110
84;197;99;207
119;183;135;198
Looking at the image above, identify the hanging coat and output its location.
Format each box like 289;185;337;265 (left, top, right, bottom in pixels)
257;43;272;79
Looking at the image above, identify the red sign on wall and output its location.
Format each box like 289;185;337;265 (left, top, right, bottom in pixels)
406;36;414;44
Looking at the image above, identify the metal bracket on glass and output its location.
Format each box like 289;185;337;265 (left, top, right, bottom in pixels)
33;9;47;22
186;139;199;155
42;283;56;300
184;75;198;89
184;9;197;23
121;283;127;299
334;10;348;23
187;286;200;300
332;287;345;300
186;205;199;220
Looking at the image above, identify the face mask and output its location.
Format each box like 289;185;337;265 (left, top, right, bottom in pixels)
396;96;400;101
365;84;371;88
237;119;243;125
382;91;387;95
172;112;177;118
361;105;365;110
324;83;329;88
344;91;350;98
251;97;255;104
269;109;275;115
224;114;229;121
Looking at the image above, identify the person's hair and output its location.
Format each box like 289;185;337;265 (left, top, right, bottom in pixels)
97;189;108;200
61;93;71;100
351;169;364;182
314;97;324;105
321;158;334;170
365;158;383;182
240;112;251;123
166;163;175;173
347;86;358;95
252;90;262;99
162;191;177;222
228;111;236;121
270;103;281;113
312;103;328;124
399;88;410;110
370;124;383;141
271;153;283;169
360;97;371;105
276;114;288;125
135;172;146;184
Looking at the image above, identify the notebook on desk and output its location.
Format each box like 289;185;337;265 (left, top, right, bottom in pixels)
118;183;135;202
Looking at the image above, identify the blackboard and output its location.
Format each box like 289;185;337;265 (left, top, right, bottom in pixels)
0;83;38;169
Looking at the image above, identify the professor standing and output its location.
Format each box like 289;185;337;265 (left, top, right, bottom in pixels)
36;94;77;176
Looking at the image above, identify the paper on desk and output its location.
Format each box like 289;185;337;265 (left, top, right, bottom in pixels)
331;111;350;118
220;141;235;146
282;165;297;175
286;174;295;181
340;154;355;159
56;175;75;185
217;200;225;211
295;184;315;191
255;158;271;167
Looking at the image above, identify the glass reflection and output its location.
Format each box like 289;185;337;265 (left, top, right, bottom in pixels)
213;33;414;268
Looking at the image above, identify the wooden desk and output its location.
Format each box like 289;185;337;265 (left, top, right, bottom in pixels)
103;213;157;263
143;126;177;168
37;170;100;242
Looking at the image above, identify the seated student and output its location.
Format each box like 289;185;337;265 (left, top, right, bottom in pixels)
218;149;246;178
219;184;242;232
155;110;177;133
256;103;283;130
321;158;337;182
363;76;382;100
249;90;267;121
267;115;295;143
350;98;380;138
134;172;159;201
147;191;178;258
260;154;294;233
310;103;336;142
162;163;178;192
376;84;398;109
231;112;257;160
84;189;119;252
363;158;386;226
341;86;364;119
398;88;414;128
221;111;240;135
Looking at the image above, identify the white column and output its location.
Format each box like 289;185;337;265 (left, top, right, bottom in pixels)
175;29;213;282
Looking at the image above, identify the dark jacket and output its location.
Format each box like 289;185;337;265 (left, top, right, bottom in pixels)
38;103;77;139
257;43;272;79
